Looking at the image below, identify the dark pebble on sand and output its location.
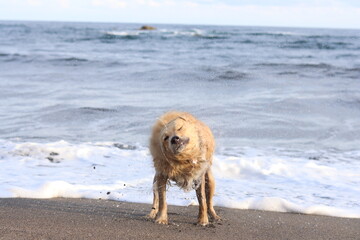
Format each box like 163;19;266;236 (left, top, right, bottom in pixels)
107;192;111;195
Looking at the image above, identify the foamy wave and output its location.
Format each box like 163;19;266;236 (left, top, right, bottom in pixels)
102;29;225;40
105;31;140;37
1;139;359;218
11;181;82;199
102;31;143;40
213;150;358;182
216;197;360;219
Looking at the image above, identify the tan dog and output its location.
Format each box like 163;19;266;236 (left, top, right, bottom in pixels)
147;111;220;226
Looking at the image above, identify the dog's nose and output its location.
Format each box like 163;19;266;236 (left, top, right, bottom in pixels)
170;136;180;144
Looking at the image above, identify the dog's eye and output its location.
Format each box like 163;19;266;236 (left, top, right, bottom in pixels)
177;126;183;131
164;136;169;141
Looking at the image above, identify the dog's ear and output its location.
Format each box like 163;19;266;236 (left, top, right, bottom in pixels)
177;113;189;122
178;116;187;121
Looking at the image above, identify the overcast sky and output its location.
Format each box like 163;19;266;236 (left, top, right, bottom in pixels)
0;0;360;29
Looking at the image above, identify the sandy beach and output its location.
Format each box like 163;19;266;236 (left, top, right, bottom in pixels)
0;198;359;240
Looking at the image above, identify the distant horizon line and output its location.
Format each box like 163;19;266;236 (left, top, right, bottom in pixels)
1;18;359;31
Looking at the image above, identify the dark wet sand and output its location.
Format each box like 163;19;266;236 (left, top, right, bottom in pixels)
0;198;359;240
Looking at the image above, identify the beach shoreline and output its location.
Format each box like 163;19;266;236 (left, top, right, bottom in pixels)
0;198;359;240
1;22;360;221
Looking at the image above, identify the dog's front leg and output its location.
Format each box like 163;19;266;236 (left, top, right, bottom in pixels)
147;175;159;219
196;174;209;226
155;174;168;224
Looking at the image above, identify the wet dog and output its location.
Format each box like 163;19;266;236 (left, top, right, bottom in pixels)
147;111;220;226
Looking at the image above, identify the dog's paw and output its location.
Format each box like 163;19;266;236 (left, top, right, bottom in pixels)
146;210;157;219
210;214;222;222
155;217;168;225
197;220;209;226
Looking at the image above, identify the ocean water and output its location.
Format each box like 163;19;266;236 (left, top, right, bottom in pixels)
0;21;360;218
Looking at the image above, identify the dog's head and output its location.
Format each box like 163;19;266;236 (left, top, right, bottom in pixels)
160;116;198;156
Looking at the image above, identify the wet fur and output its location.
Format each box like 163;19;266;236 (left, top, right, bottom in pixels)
147;111;220;225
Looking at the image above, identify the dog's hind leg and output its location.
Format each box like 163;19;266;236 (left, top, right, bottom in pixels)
196;174;209;226
205;169;221;221
147;174;159;219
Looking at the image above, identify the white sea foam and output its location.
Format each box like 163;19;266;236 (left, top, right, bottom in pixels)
0;139;359;218
104;29;209;39
105;31;140;37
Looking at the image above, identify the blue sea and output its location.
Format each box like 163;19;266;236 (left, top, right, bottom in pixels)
0;21;359;218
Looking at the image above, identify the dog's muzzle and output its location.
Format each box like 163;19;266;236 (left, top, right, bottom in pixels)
170;136;189;153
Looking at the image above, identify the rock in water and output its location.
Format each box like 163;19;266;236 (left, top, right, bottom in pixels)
139;25;156;30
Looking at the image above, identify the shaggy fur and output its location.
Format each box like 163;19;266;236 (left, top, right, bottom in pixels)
147;111;221;226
